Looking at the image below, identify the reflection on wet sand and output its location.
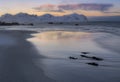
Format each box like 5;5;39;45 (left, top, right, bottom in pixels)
29;31;91;41
27;31;120;82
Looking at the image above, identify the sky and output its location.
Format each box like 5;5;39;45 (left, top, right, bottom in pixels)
0;0;120;16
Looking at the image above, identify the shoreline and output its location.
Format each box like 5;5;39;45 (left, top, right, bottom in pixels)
0;30;55;82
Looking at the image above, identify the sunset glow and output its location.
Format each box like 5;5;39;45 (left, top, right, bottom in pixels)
0;0;120;16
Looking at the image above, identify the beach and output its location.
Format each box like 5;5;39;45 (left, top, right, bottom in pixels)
0;29;120;82
0;0;120;81
0;30;55;82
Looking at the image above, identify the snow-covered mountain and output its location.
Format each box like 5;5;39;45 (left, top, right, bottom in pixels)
0;13;38;24
0;13;87;24
55;13;87;22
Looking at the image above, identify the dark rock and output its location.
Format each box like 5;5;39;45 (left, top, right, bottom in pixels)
81;52;90;54
91;56;103;61
86;62;99;66
48;22;54;24
69;56;78;60
75;24;79;26
80;55;91;58
80;54;103;61
29;23;34;26
59;22;63;24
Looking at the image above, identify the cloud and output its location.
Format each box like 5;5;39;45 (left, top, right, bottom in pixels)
59;4;113;11
33;3;113;12
33;4;64;12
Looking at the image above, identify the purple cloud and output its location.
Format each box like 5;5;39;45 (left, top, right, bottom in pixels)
60;4;113;11
33;3;113;12
33;4;64;12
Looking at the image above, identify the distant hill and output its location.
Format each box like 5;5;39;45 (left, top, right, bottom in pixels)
0;21;33;26
0;13;87;24
88;16;120;22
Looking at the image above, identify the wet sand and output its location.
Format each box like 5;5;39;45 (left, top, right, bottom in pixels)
0;30;55;82
0;30;120;82
28;31;120;82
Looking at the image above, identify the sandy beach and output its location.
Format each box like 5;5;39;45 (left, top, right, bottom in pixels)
0;30;120;82
0;0;120;81
0;30;55;82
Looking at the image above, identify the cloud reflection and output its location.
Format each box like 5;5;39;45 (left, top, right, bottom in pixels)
29;31;91;42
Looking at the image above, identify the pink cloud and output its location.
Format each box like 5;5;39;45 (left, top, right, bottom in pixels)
33;3;113;12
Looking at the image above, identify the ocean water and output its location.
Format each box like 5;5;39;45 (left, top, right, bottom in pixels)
0;22;120;35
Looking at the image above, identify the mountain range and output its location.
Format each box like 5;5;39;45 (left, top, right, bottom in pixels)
0;13;87;24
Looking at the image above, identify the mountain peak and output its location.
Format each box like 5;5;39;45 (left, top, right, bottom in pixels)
70;13;80;16
41;14;54;18
1;13;13;17
16;12;29;15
